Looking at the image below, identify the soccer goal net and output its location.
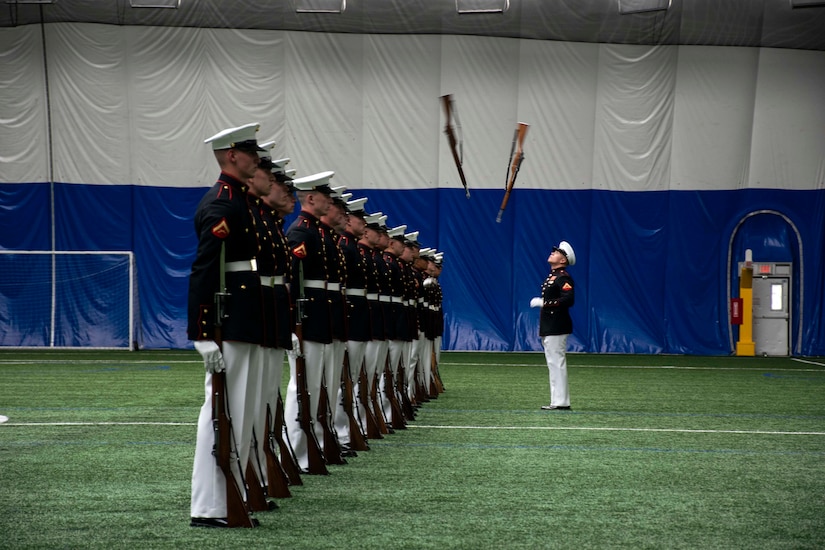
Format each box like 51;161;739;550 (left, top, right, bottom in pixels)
0;251;140;350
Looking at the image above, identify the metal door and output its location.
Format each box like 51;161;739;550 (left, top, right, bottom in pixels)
752;275;790;356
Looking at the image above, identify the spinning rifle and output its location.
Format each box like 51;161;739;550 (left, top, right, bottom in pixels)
441;94;470;198
496;122;529;223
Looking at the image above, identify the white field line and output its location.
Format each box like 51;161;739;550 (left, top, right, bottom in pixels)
446;362;825;372
792;358;825;367
2;421;195;426
2;421;823;437
1;359;823;372
408;425;825;436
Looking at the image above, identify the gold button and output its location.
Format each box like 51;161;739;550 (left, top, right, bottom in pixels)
241;285;247;290
202;332;208;337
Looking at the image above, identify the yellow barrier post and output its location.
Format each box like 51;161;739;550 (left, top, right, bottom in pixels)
735;252;755;356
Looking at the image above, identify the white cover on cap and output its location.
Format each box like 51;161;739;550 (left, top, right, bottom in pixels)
292;170;334;191
404;230;419;243
557;240;576;266
204;122;261;150
257;140;276;158
271;157;290;172
346;197;368;212
387;224;407;238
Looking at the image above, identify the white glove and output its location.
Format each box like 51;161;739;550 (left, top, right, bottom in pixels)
530;297;543;308
194;340;225;373
287;333;302;358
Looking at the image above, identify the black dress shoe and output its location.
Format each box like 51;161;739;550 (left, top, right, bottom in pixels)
190;516;260;528
341;449;358;458
266;500;279;511
190;517;230;528
540;405;571;411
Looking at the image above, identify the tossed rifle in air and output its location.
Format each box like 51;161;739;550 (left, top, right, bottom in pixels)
341;352;370;451
496;122;529;223
441;94;470;198
211;244;255;527
294;261;329;475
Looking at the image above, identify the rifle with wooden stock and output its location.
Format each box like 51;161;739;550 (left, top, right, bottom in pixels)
384;357;407;429
496;122;529;223
211;253;255;527
441;94;470;198
341;352;370;451
245;431;273;511
356;359;383;439
272;395;303;485
369;367;391;435
294;261;329;475
263;405;293;498
396;358;416;420
317;380;346;465
431;343;445;394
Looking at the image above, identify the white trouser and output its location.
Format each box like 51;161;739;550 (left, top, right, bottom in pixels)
327;339;347;444
419;337;433;392
283;340;329;469
542;334;570;407
252;346;285;485
191;341;258;518
435;336;442;365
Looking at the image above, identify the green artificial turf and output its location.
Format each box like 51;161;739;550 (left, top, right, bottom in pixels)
0;350;823;549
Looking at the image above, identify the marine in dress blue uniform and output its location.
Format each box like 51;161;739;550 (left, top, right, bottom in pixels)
283;171;338;469
188;123;266;528
531;241;576;411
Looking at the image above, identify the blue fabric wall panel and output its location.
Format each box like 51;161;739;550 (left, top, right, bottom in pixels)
1;182;824;355
0;183;51;250
0;254;51;346
54;183;133;251
513;189;593;352
588;191;670;353
133;186;204;349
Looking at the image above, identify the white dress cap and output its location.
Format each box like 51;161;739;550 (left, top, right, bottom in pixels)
346;197;368;214
555;240;576;266
204;122;263;151
387;225;407;239
292;170;335;193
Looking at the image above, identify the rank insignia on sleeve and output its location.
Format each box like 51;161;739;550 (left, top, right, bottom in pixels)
211;218;230;239
562;282;573;291
293;242;307;259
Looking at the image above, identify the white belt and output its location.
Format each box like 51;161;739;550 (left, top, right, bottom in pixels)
391;296;403;304
346;288;366;297
367;293;379;301
304;279;326;290
225;259;257;272
407;299;416;306
379;295;391;303
260;275;285;287
417;297;425;304
327;282;341;292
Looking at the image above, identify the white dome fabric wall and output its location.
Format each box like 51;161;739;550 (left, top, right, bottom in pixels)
1;23;823;353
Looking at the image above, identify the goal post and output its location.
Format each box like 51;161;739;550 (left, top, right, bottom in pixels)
0;251;140;350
